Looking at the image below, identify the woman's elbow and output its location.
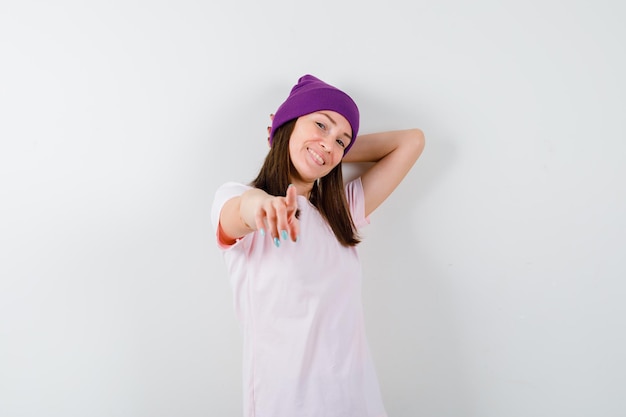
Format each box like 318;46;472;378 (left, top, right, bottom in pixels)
407;128;425;157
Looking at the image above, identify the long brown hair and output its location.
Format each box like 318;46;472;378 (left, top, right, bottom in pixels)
251;119;360;247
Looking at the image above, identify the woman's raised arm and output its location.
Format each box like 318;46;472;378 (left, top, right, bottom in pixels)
342;129;425;217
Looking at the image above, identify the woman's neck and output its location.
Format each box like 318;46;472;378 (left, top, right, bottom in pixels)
289;179;314;198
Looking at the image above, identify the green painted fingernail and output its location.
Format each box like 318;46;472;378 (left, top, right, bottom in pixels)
281;230;288;240
259;228;265;237
273;237;280;248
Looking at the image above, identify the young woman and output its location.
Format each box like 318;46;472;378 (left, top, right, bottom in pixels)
211;74;425;417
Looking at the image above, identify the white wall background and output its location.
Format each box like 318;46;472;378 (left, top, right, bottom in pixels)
1;0;625;416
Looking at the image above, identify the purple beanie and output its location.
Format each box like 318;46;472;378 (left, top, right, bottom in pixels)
269;74;360;154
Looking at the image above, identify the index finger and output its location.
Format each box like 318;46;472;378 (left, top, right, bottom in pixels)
285;184;298;210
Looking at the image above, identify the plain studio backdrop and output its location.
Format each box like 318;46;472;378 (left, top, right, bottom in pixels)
1;0;625;416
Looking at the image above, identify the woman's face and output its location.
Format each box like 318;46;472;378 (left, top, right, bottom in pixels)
288;111;352;183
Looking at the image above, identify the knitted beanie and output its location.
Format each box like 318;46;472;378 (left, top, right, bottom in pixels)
269;74;360;154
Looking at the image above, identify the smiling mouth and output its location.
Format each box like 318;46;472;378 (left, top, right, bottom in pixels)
307;148;325;165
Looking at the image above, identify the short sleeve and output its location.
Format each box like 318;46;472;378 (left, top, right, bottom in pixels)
210;182;252;248
345;177;370;230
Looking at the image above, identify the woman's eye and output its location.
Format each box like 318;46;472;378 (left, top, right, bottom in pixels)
336;139;345;148
316;121;326;130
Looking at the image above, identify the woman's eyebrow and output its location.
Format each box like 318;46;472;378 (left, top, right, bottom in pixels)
319;112;352;140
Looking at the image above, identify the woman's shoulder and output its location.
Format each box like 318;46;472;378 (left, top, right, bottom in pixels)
344;177;364;200
212;181;252;212
211;182;254;240
344;177;370;229
217;181;251;191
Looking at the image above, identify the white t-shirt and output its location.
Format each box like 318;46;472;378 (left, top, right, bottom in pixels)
211;178;387;417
